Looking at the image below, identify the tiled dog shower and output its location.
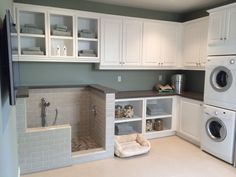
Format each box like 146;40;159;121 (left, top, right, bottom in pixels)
26;87;105;153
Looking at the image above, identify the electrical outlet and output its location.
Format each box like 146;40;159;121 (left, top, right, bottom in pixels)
117;76;122;82
158;75;163;81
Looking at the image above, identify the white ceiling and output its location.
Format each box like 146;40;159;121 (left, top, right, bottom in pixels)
86;0;229;13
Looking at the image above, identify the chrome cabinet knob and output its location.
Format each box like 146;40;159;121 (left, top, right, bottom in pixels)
230;59;235;64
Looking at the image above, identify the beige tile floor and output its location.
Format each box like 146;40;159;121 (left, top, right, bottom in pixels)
22;136;236;177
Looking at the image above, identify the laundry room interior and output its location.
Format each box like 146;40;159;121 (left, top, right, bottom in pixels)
1;0;236;177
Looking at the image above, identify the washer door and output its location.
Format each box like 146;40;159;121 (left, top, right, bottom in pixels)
206;117;227;142
210;66;232;92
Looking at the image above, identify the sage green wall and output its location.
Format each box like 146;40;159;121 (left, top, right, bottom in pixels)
14;0;181;21
0;1;19;177
17;63;178;91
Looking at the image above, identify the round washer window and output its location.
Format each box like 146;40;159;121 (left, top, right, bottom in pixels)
206;117;227;142
210;66;232;92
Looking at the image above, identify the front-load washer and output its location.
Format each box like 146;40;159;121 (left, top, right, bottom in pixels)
201;105;236;164
204;56;236;111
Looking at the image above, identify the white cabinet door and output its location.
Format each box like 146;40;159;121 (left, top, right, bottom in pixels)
100;17;122;66
183;22;200;66
161;23;178;67
142;22;161;66
123;18;143;66
199;18;209;66
208;10;226;47
224;7;236;49
179;98;203;145
183;17;208;67
208;5;236;55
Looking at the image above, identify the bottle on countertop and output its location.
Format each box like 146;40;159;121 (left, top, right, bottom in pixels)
56;45;60;56
63;45;67;56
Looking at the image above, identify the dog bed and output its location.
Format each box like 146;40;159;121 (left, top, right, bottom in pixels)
114;133;151;157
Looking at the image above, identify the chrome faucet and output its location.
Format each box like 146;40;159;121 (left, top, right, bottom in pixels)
41;98;50;127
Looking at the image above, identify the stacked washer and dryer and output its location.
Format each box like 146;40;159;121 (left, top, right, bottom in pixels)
201;4;236;166
202;56;236;165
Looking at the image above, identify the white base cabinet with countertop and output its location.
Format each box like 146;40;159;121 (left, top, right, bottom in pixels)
114;96;177;139
177;97;203;146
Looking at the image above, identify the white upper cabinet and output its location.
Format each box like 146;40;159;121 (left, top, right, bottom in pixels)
208;3;236;55
100;17;122;66
142;22;161;66
208;10;226;46
161;23;179;67
15;6;47;59
77;13;99;62
225;7;236;48
142;21;180;67
13;3;100;63
183;17;208;68
122;18;143;66
48;11;75;59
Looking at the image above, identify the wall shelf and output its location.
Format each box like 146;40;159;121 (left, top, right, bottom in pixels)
20;33;45;38
115;117;142;123
78;37;98;42
50;36;73;40
145;114;172;120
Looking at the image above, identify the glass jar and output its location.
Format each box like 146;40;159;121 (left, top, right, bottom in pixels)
154;119;163;131
115;105;124;118
146;120;153;132
123;105;134;118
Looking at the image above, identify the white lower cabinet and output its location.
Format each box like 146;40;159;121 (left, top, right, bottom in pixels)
178;97;203;146
114;96;177;139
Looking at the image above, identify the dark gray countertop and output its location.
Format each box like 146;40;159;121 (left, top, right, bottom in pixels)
16;84;116;98
17;85;203;101
115;90;203;101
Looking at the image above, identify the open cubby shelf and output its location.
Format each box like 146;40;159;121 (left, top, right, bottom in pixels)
114;96;175;139
14;4;100;62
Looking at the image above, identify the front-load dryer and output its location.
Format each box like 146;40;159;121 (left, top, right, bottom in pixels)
201;105;236;164
204;56;236;111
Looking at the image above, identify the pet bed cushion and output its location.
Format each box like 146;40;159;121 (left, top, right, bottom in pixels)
114;133;151;157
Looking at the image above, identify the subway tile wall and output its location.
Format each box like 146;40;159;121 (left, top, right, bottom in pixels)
72;92;115;164
16;99;71;174
26;88;91;139
90;89;106;148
